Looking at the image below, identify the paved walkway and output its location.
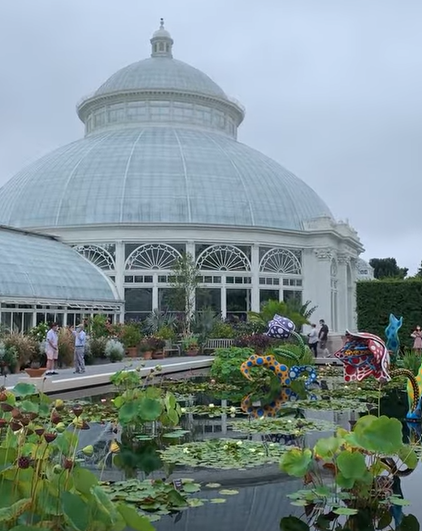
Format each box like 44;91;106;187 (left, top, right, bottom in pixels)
4;356;213;393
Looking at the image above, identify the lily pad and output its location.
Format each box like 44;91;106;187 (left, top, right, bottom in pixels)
210;498;227;504
159;439;289;469
229;417;337;435
218;489;239;495
205;483;222;488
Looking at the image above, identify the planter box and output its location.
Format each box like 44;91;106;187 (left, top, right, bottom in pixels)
25;368;47;378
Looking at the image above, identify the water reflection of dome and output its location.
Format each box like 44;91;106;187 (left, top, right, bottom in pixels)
0;20;364;334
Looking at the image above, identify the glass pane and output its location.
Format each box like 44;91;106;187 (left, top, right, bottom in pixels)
12;313;23;332
125;288;152;313
283;290;302;304
260;289;279;305
23;313;33;332
158;288;184;312
226;289;250;316
196;288;221;313
1;312;12;329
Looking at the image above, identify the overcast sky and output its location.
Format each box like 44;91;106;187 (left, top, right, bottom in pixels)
0;1;421;271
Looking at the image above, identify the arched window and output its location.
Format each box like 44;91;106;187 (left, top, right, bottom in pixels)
73;245;115;270
125;244;181;270
259;248;302;275
196;245;251;271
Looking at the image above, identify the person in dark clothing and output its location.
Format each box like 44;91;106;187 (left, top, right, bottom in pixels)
318;319;330;357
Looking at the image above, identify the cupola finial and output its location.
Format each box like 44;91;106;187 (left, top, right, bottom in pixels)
150;19;174;58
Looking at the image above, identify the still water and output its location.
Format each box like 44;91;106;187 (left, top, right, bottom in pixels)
74;380;422;531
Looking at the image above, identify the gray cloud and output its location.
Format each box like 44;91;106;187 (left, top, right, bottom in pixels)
0;0;420;271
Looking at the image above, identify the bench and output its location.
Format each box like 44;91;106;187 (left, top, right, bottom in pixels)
203;338;234;355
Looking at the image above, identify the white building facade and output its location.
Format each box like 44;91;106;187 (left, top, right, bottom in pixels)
0;21;364;332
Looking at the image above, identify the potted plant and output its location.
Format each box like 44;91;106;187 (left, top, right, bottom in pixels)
3;332;40;372
139;337;154;360
182;335;200;356
150;336;166;359
105;339;125;363
157;325;176;350
121;323;142;357
0;342;18;375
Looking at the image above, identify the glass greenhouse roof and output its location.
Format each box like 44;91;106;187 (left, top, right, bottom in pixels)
95;58;227;99
0;127;332;231
0;227;120;305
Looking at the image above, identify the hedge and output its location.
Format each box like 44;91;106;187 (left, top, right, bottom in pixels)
356;280;422;347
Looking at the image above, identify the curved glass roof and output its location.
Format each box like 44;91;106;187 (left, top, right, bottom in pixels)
0;227;119;304
0;127;332;231
95;58;227;99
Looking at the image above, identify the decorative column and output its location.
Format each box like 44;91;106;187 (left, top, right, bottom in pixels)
221;277;227;319
251;244;260;312
336;253;349;333
114;241;125;321
312;248;334;328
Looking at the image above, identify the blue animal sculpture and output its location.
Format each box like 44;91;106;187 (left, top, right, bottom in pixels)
385;313;403;359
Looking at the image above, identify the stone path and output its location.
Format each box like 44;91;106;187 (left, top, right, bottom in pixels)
3;356;213;393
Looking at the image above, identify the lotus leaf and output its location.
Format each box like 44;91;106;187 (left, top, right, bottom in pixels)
280;448;312;477
345;415;403;454
314;436;342;460
336;450;367;479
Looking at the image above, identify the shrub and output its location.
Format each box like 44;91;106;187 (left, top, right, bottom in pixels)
3;333;39;367
0;342;17;373
209;321;235;339
88;336;108;359
233;333;273;353
121;323;142;348
356;280;422;347
58;329;74;368
210;347;255;385
140;336;165;352
105;339;125;362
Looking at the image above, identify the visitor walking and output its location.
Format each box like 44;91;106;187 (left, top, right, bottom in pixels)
411;326;422;354
45;322;59;375
318;319;330;357
307;324;319;357
72;324;86;374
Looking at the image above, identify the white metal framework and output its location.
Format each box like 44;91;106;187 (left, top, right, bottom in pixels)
126;244;181;270
196;245;251;271
259;248;302;275
73;244;116;270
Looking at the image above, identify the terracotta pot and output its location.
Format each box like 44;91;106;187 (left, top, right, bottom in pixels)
186;348;199;356
152;351;165;359
25;368;47;378
142;350;153;360
127;347;138;358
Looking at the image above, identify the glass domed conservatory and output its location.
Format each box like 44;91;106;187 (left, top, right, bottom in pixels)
0;21;364;333
0;226;122;331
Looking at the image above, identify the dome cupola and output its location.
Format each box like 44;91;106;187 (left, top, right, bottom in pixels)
150;18;174;58
76;22;244;139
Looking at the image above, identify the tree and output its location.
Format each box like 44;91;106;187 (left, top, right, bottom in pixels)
414;260;422;279
369;257;408;280
169;253;200;335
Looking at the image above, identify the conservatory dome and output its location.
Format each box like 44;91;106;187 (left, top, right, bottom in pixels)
0;226;120;305
0;20;333;232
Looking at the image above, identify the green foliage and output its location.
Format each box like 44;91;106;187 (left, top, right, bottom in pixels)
90;314;110;339
248;299;314;331
0;342;17;372
209;320;235;339
402;348;422;376
143;309;177;334
0;383;152;531
169;252;200;335
121;323;142;348
229;417;337;435
2;333;39;366
159;438;289;469
369;257;408;279
280;414;418;516
356;280;422;346
210;347;255;385
87;336;108;359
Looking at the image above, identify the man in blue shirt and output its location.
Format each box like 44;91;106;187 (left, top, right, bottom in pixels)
73;324;87;374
